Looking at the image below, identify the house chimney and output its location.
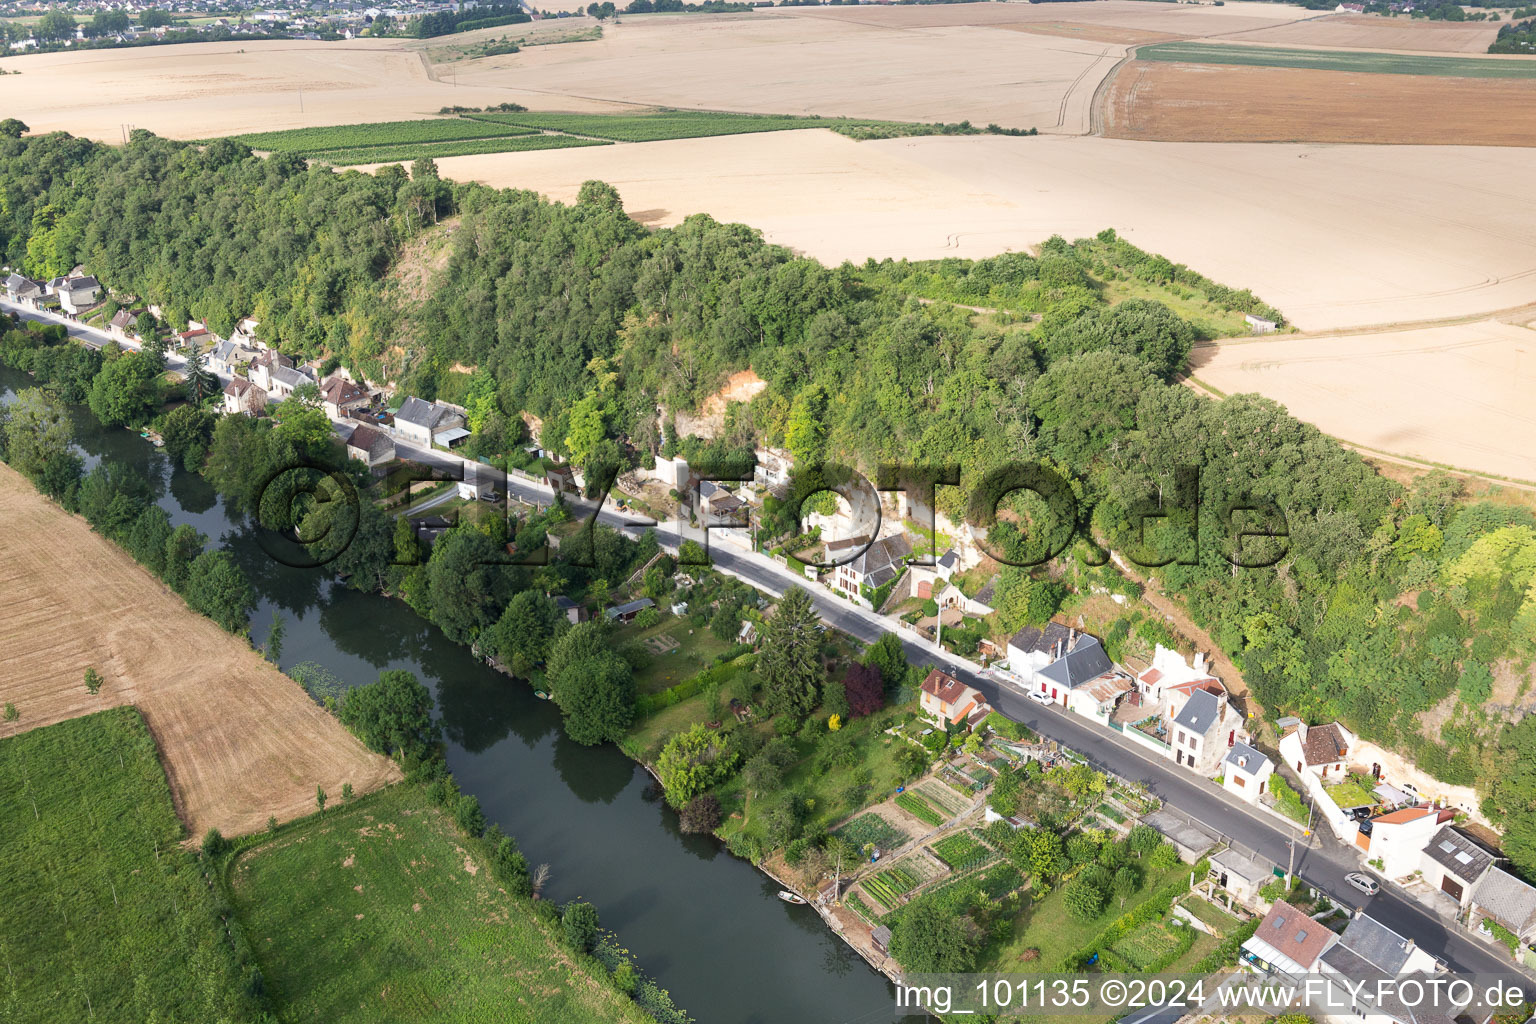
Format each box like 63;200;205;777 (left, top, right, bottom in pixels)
1194;652;1207;672
1296;722;1309;743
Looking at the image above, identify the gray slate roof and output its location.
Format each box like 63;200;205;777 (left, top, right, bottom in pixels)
1333;912;1416;973
1038;634;1114;690
1008;621;1072;656
1424;826;1494;883
937;549;958;570
847;533;911;577
1173;688;1222;736
271;364;311;389
1473;867;1536;936
396;395;451;429
1224;741;1270;776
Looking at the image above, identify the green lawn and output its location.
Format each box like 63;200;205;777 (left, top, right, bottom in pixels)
0;708;259;1023
228;784;655;1024
618;613;737;695
1111;919;1187;970
1138;41;1536;79
1324;776;1377;810
980;859;1191;972
1178;896;1242;936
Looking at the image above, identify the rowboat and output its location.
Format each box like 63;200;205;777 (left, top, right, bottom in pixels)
777;890;807;905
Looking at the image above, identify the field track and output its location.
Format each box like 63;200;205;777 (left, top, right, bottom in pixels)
0;462;398;837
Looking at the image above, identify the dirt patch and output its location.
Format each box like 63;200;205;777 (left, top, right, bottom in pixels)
700;368;767;416
463;855;479;875
0;463;400;837
1106;62;1536;146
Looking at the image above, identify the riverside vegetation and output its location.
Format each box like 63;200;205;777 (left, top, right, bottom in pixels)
2;128;1536;882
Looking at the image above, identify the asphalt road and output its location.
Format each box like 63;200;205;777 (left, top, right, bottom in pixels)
8;298;1521;986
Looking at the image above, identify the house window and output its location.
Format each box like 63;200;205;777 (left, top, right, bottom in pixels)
1233;775;1245;788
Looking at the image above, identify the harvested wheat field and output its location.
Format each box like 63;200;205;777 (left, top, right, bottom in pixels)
764;0;1319;38
454;10;1126;133
0;463;399;836
429;131;1536;331
1190;319;1536;483
1106;62;1536;146
1221;12;1501;53
0;38;537;142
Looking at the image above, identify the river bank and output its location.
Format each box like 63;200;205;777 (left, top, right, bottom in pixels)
0;361;901;1024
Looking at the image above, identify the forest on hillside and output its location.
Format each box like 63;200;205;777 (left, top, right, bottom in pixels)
3;130;1536;872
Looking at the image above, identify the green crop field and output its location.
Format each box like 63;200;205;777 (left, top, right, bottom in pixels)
310;134;612;165
0;708;260;1023
930;831;993;872
222;117;538;153
895;790;945;827
465;110;947;142
1138;41;1536;79
227;784;654;1024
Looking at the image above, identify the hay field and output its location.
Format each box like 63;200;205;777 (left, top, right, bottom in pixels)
423;131;1536;331
1190;319;1536;483
1106;62;1536;146
1220;12;1501;53
0;462;399;837
762;1;1319;38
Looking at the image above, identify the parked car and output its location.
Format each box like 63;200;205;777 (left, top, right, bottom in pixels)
1401;782;1421;805
1028;690;1053;706
1346;872;1380;896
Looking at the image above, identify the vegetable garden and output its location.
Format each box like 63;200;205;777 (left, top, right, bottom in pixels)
895;790;946;827
930;831;994;872
833;812;909;852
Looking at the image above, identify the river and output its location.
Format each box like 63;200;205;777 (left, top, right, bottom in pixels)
0;364;904;1024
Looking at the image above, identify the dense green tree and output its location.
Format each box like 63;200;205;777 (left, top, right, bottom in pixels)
339;669;439;762
183;550;255;633
757;586;822;718
484;590;562;675
545;620;636;745
162;524;207;592
889;898;980;972
160;404;215;471
88;352;161;427
656;723;739;808
2;387;80;498
36;9;76;39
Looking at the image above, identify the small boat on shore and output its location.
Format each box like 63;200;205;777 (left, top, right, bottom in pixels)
533;689;551;700
777;890;807;905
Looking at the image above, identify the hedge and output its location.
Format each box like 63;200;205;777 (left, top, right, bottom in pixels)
634;654;756;716
1055;859;1209;970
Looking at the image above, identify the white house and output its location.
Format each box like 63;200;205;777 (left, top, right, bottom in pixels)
4;273;43;304
56;274;101;314
1221;741;1274;804
1241;899;1339;980
1208;846;1276;909
1278;720;1355;781
1037;633;1132;720
221;377;266;417
394;396;466;446
209;338;257;377
919;668;989;730
1359;806;1444;879
319;374;370;421
1169;687;1240;774
830;533;910;607
1005;621;1073;686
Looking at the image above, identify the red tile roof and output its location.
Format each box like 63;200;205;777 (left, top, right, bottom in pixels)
1372;806;1435;826
1302;723;1350;765
1257;900;1336;969
921;669;970;705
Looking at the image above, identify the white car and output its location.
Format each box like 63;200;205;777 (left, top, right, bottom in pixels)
1346;872;1380;897
1027;691;1054;706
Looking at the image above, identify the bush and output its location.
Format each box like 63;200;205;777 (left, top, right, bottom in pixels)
454;794;487;837
201;828;229;858
679;793;723;834
561;900;600;953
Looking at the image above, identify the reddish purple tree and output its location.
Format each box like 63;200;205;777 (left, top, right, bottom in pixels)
843;663;884;718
